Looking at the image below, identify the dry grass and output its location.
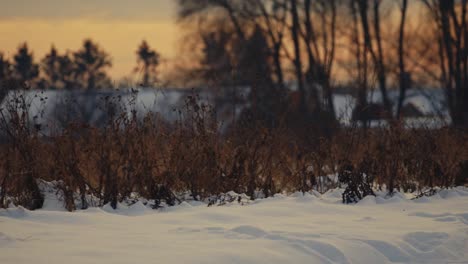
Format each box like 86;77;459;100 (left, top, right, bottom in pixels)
0;92;467;210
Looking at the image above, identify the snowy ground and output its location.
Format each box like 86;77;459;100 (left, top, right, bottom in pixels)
1;188;468;264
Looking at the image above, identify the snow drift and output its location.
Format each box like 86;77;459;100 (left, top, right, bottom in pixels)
1;187;467;264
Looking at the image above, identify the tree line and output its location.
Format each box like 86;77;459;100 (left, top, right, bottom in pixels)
1;0;467;128
0;39;160;92
176;0;468;127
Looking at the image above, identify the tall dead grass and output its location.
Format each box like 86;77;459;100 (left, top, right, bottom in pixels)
0;91;467;210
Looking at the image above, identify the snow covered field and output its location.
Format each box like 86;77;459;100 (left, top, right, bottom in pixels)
1;188;468;264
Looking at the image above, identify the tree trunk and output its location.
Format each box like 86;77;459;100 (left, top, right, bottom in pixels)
372;0;392;117
357;0;392;119
291;0;307;113
397;0;408;119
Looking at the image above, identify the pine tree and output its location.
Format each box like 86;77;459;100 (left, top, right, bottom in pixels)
200;30;233;85
0;52;14;101
13;43;39;88
73;39;112;89
136;40;160;87
0;52;12;83
236;26;276;119
41;46;76;89
41;46;60;89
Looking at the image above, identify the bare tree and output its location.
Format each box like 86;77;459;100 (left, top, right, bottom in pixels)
396;0;409;119
356;0;392;117
291;0;308;113
302;0;338;116
422;0;468;127
348;0;371;125
252;0;288;89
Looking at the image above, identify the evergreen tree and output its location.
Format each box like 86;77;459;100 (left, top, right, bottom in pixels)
73;39;112;89
41;46;60;89
0;52;13;101
236;26;277;119
41;46;76;89
200;30;233;85
135;40;160;87
13;43;39;87
0;52;12;83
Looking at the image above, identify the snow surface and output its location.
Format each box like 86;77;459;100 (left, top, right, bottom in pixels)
1;188;468;264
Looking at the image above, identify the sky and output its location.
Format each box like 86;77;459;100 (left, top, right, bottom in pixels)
0;0;178;80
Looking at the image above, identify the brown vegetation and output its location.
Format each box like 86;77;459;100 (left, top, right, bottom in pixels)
0;91;466;210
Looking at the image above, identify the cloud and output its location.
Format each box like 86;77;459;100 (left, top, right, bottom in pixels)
0;0;175;21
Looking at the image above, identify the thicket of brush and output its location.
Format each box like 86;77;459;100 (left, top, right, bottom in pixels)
0;91;467;211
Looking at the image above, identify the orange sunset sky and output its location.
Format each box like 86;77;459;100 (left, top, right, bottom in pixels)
0;0;178;80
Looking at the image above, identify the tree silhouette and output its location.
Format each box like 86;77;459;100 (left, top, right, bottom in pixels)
41;46;76;89
13;43;39;88
0;53;12;83
135;40;160;87
237;26;276;116
0;53;14;101
200;30;232;85
41;46;60;89
73;39;112;89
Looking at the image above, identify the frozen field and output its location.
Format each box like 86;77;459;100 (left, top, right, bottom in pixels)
1;188;467;264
